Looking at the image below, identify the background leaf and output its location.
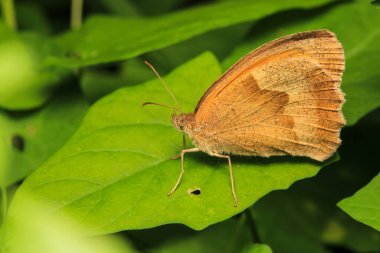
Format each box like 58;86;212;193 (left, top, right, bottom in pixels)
55;0;331;67
80;70;127;103
0;87;88;187
0;25;70;110
338;172;380;232
10;52;334;233
145;23;252;74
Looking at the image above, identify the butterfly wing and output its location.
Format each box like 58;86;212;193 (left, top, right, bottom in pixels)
194;30;345;161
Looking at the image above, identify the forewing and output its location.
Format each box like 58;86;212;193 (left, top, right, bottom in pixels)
194;30;345;161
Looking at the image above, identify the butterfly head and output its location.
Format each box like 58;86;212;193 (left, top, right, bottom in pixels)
171;112;195;133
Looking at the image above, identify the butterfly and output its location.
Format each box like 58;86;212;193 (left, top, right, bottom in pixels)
145;29;345;206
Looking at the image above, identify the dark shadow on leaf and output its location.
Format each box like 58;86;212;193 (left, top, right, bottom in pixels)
121;217;244;252
120;223;199;251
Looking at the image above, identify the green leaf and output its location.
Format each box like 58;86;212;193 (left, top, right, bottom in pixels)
0;27;70;110
0;88;88;187
55;0;331;67
338;173;380;232
131;0;185;15
223;0;380;126
145;23;252;73
10;52;334;233
80;70;126;103
98;0;140;16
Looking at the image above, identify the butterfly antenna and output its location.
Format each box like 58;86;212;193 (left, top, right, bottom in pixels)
142;102;179;112
144;61;182;112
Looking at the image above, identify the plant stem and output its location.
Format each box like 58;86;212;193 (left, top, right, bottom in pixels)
71;0;83;30
1;0;17;31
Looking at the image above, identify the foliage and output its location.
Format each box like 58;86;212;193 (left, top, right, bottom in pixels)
339;173;380;232
0;0;379;252
54;0;330;67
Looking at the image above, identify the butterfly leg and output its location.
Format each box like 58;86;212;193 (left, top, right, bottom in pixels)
168;147;200;196
209;152;238;207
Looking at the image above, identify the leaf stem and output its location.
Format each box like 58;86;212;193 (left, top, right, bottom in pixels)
1;0;17;31
71;0;83;30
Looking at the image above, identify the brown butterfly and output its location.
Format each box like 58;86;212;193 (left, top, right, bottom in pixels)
145;29;345;207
